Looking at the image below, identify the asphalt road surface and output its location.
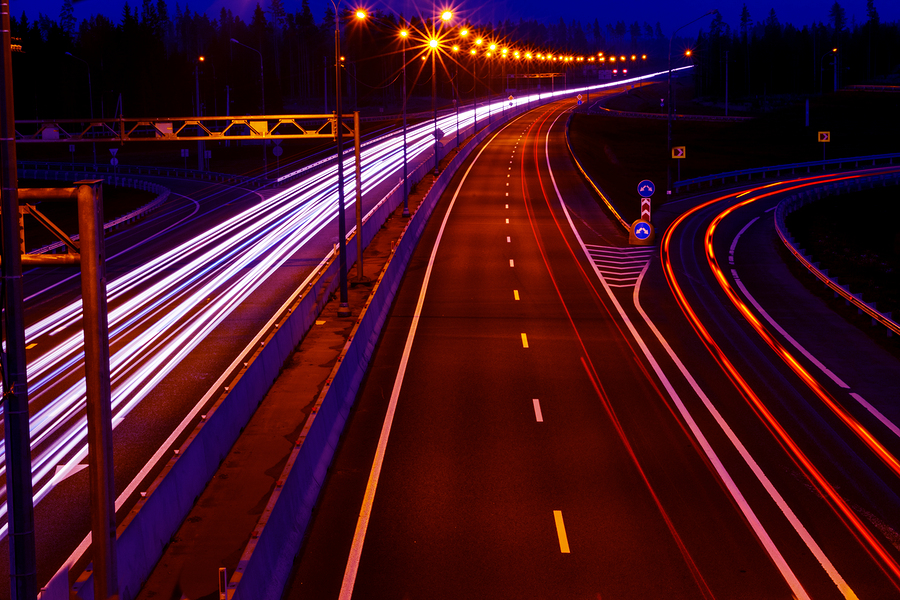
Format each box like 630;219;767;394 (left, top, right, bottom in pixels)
284;99;900;600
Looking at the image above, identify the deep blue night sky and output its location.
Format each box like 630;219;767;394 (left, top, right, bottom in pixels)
11;0;897;38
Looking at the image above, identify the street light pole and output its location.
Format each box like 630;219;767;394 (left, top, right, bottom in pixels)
195;57;205;171
488;44;495;125
2;8;37;598
725;50;729;117
66;52;96;166
473;37;483;134
667;9;716;195
820;48;838;93
333;6;351;316
453;46;460;149
401;28;410;217
429;11;453;176
432;40;438;176
230;38;267;176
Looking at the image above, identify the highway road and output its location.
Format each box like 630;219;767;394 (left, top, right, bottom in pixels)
2;77;650;593
284;98;900;599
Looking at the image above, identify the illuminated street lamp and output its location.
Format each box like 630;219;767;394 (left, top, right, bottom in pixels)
667;9;716;195
430;9;453;176
452;43;461;148
195;56;207;171
474;37;483;127
488;42;497;124
459;27;471;138
430;36;440;175
329;2;351;316
820;47;838;93
401;27;410;216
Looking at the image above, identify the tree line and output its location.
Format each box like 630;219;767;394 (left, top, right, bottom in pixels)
692;2;898;106
9;0;899;121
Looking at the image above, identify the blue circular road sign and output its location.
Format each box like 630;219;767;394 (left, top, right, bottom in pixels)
632;220;652;240
638;179;655;197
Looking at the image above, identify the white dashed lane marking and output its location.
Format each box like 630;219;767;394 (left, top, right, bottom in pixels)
533;399;543;422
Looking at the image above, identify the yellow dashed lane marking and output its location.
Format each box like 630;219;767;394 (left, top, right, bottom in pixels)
521;333;529;348
554;511;570;553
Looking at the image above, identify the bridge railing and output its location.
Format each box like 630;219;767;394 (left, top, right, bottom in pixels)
673;152;900;192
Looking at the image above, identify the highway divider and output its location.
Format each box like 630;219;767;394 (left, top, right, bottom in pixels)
774;172;900;337
66;96;539;600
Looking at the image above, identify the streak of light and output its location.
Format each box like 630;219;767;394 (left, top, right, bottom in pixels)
661;171;900;592
0;69;675;537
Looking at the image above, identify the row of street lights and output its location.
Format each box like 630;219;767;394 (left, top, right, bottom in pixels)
336;5;660;314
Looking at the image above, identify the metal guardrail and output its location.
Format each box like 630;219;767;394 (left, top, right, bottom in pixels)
774;172;900;337
591;104;753;122
19;168;171;255
674;152;900;192
846;84;900;92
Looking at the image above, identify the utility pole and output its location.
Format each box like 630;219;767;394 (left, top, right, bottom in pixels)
725;50;729;117
1;6;38;598
195;58;205;171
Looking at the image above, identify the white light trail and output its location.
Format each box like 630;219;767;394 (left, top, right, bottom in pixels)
0;69;674;537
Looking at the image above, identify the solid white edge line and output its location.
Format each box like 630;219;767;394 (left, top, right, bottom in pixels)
542;112;844;600
338;125;512;600
730;268;850;389
631;265;857;600
728;216;758;265
729;213;850;391
850;393;900;440
533;399;544;422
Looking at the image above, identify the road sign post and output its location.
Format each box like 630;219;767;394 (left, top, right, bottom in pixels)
672;147;686;183
629;219;655;245
637;179;654;222
819;131;830;159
